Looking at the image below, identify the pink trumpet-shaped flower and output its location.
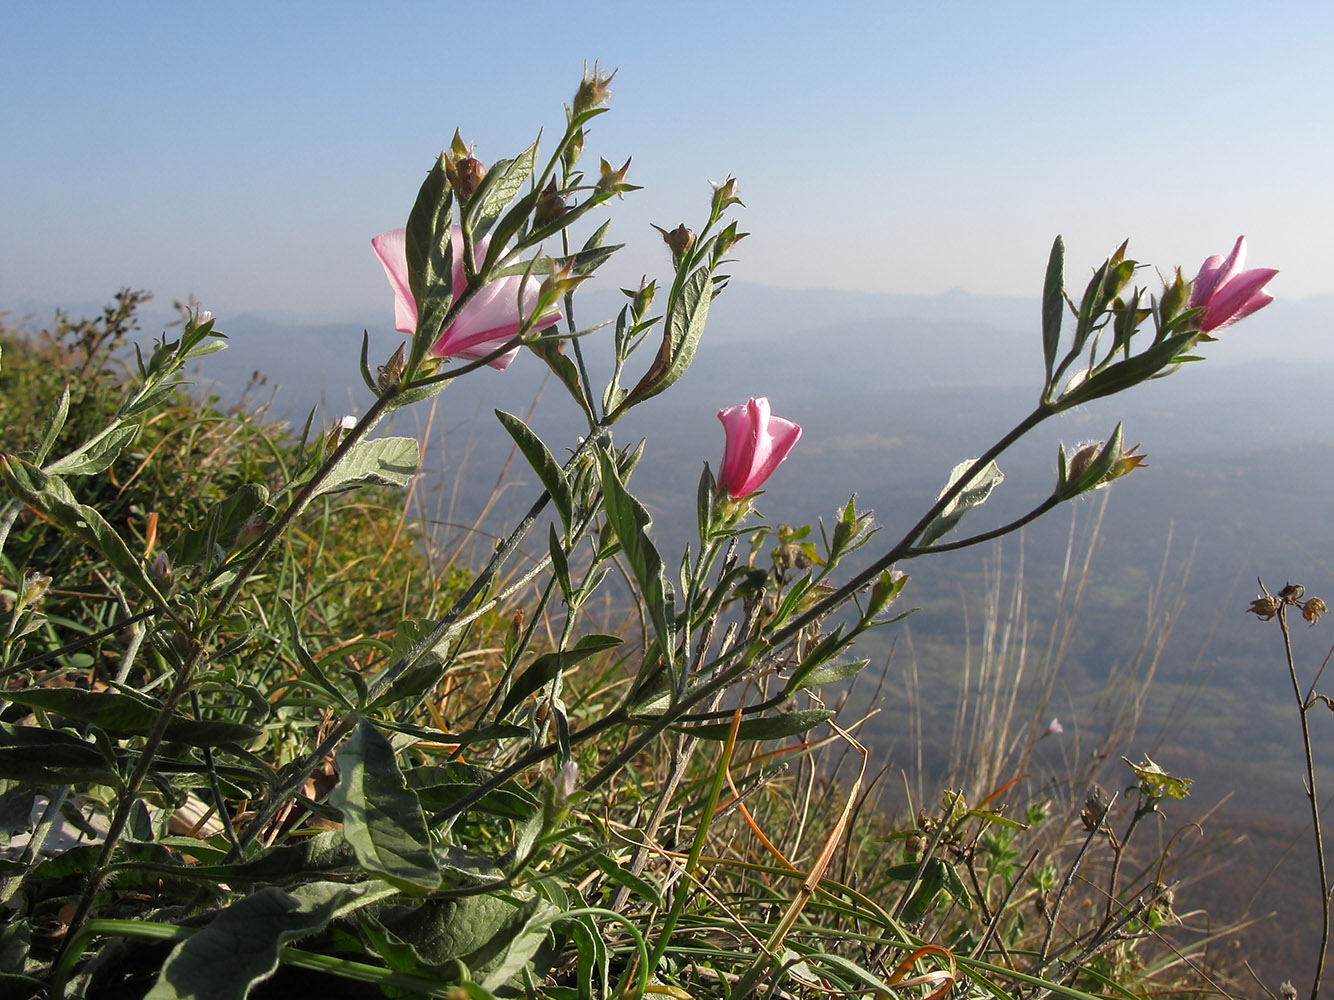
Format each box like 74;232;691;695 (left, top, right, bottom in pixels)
1189;236;1277;334
371;227;561;370
717;397;802;498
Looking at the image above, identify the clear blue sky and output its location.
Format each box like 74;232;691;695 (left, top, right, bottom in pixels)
3;1;1329;322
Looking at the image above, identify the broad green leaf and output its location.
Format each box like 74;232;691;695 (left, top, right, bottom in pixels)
330;719;440;890
497;634;623;721
373;893;557;992
145;880;396;1000
0;454;165;602
309;436;419;500
674;708;835;742
918;459;1004;548
1;688;261;747
495;410;571;532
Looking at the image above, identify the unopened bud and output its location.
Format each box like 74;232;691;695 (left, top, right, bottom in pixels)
562;128;585;172
652;223;695;260
594;157;636;200
624;277;656;317
452;156;486;199
1303;597;1327;626
377;343;407;393
571;61;616;116
710;176;744;212
19;572;53;611
534;178;568;228
151;551;173;585
556;760;578;799
236;515;268;549
1247;594;1280;621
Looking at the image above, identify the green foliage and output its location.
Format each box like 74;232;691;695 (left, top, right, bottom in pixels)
0;71;1248;999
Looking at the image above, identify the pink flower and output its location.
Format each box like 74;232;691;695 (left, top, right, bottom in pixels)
1189;236;1277;334
1042;717;1064;738
371;227;561;370
717;397;802;498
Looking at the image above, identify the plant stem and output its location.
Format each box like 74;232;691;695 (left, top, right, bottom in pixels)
1278;600;1330;1000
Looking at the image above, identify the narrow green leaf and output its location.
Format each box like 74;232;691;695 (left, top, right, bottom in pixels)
309;436;419;500
918;459;1004;547
404;155;455;371
597;450;674;677
474;141;538;238
330;719;440;890
495;410;571;532
592;854;664;907
145;881;397;1000
548;524;572;603
33;384;70;465
497;634;623;721
1;688;261;747
619;265;711;411
280;598;353;709
0;454;164;602
786;658;871;693
674;708;835;742
0;724;113;784
1041;235;1064;394
526;338;594;424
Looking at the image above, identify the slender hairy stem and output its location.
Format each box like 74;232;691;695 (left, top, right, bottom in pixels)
1278;599;1330;1000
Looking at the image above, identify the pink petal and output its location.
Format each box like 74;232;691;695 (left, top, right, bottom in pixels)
371;228;417;334
717;402;756;496
716;397;802;497
1202;267;1278;332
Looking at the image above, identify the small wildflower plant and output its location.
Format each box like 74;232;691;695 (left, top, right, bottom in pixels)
0;66;1277;998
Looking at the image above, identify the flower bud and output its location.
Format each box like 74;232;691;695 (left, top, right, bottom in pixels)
595;157;637;200
1247;594;1280;621
376;343;407;393
571;61;616;116
534;178;569;228
652;223;695;260
19;572;53;611
562;128;585;172
624;277;656;317
710;176;744;212
1304;597;1328;626
448;155;486;199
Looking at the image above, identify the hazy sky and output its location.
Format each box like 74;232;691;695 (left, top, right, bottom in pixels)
3;1;1329;323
